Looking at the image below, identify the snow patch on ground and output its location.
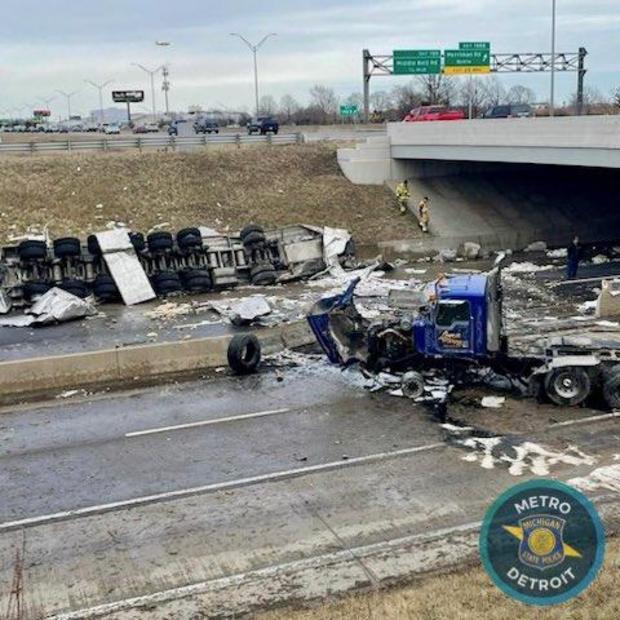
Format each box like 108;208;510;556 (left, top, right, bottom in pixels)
569;465;620;493
458;437;595;476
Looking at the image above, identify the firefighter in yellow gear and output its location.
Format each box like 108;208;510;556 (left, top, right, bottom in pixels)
395;180;410;214
418;196;430;233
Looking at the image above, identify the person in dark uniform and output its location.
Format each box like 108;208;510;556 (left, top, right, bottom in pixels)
566;236;582;280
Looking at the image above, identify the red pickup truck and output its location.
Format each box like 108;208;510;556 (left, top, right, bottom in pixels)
403;105;465;122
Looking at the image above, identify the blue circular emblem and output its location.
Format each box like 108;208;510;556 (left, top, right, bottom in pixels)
480;479;605;605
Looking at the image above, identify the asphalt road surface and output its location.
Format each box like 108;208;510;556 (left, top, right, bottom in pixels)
1;359;619;618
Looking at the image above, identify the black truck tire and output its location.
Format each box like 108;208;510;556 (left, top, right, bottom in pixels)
18;240;48;261
603;370;620;409
177;227;203;250
180;269;212;292
250;264;277;286
544;367;591;406
242;231;266;247
401;371;425;399
59;279;90;299
87;235;102;256
147;232;173;253
129;232;146;252
93;274;121;302
240;224;264;240
151;271;182;295
227;334;261;375
53;237;82;259
23;281;52;301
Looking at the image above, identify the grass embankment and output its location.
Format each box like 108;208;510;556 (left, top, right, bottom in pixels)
259;537;620;620
0;144;412;245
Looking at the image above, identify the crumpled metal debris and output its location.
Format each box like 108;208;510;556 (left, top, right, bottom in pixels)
0;287;97;327
210;295;272;326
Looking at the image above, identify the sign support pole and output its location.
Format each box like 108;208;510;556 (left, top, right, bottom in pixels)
362;49;371;123
576;47;587;116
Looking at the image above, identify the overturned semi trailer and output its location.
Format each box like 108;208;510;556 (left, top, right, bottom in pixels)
0;224;353;307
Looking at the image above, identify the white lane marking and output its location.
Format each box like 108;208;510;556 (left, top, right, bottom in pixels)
125;407;291;437
550;411;620;428
46;519;481;620
0;442;445;533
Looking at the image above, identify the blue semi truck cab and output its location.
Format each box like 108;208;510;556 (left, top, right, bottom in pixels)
307;271;505;371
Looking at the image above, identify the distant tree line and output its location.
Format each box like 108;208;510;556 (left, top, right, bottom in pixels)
253;77;620;124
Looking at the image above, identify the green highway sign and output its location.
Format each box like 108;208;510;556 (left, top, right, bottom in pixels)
444;48;491;74
393;49;441;75
459;41;491;51
339;104;358;116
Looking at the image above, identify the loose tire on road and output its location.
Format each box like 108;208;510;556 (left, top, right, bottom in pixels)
176;227;203;250
603;370;620;409
544;367;591;406
59;279;90;299
93;274;121;302
227;334;261;375
53;237;82;259
151;271;182;296
401;371;425;399
18;240;48;261
147;232;173;253
22;281;52;301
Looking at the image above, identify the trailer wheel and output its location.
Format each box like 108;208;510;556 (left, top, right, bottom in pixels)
401;371;425;399
603;371;620;409
544;367;591;406
227;334;261;375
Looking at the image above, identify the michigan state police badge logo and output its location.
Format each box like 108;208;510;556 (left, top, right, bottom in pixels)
480;479;605;605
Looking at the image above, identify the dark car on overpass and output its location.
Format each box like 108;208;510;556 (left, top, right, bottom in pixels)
482;104;533;119
194;119;220;134
247;117;279;135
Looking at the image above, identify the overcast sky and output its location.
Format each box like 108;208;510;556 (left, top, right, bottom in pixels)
1;0;618;117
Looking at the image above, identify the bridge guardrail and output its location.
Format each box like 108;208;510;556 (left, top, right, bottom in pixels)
0;132;304;155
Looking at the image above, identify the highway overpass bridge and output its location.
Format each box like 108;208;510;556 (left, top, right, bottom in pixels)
339;116;620;251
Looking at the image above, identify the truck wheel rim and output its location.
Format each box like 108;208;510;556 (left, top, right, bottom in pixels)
554;373;580;399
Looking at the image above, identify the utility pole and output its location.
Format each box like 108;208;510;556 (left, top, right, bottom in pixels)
230;33;277;116
85;79;113;124
550;0;557;116
132;63;163;120
55;90;79;120
161;65;170;115
155;41;172;116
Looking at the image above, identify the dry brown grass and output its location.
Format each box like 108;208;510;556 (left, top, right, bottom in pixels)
0;144;414;244
259;537;620;620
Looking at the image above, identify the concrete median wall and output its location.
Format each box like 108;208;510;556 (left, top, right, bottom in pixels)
0;321;314;401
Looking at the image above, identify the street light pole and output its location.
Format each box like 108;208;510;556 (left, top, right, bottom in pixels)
550;0;557;116
132;63;163;120
230;33;277;116
55;90;79;120
85;79;113;124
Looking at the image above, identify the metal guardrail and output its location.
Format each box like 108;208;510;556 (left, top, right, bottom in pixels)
0;132;304;155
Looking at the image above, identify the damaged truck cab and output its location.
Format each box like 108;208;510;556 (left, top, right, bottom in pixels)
308;270;620;409
413;271;504;359
308;271;505;372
